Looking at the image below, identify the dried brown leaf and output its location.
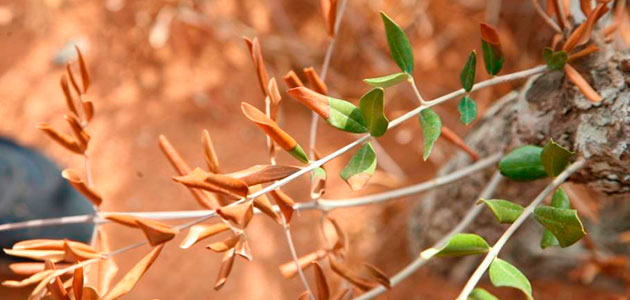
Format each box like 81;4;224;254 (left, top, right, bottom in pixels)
564;3;609;51
173;167;249;199
3;249;65;262
179;223;230;249
329;257;377;291
440;126;480;161
207;234;241;252
217;202;254;227
226;165;300;186
73;268;83;300
38;124;83;154
60;75;78;116
64;114;90;150
95;228;118;295
580;0;592;16
480;23;501;45
304;67;328;95
243;37;269;96
312;261;330;300
241;102;299;151
63;241;101;262
61;169;102;206
568;44;599;61
158;135;220;209
81;99;94;122
104;214;140;228
268;78;282;120
81;286;100;300
135;219;179;246
326;217;346;252
235;238;253;261
101;244;164;300
8;262;69;276
279;249;327;278
1;270;54;288
284;70;305;89
214;248;236;290
201;129;221;173
12;239;97;253
249;184;281;224
75;46;90;94
287;87;330;119
269;189;295;223
549;0;567;29
362;263;391;289
320;0;338;36
564;64;602;102
44;260;69;300
66;64;81;96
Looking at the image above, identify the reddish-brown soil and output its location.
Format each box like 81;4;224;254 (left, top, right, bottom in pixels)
0;0;624;299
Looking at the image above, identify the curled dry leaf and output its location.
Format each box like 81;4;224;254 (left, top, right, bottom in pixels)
13;239;97;253
568;44;599;61
363;263;391;289
269;189;295;223
304;67;328;95
75;46;90;94
60;74;78;116
61;169;102;206
64;114;90;150
279;249;328;278
440;126;480;161
268;78;282;120
63;241;101;262
1;270;54;287
284;70;305;88
66;64;81;96
312;261;330;300
564;2;609;51
38;124;83;154
201;129;221;173
324;217;346;252
135;218;179;246
580;0;592;16
564;64;602;102
217;201;254;227
44;260;69;300
95;228;118;295
329;257;378;291
249;184;281;223
207;234;241;252
81;286;100;300
241;102;309;163
158;135;220;209
81;99;94;122
288;87;330;119
243;37;269;96
235;238;253;261
104;214;140;228
173;167;249;199
73;267;84;300
215;247;236;290
320;0;338;36
3;249;64;263
226;165;301;186
101;244;164;300
180;223;230;249
9;262;69;276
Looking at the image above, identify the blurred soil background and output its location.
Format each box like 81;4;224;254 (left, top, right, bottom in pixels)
0;0;624;299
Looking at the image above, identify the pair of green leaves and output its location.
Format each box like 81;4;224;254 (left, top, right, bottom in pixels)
542;48;569;71
498;139;574;181
458;51;478;125
478;189;586;248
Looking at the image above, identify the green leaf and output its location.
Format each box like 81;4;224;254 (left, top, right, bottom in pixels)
477;199;524;224
458;96;477;125
340;143;377;191
288;144;309;163
489;258;534;300
326;97;369;133
460;51;477;92
435;233;490;257
419;108;442;161
481;40;504;76
498;145;547;181
540;139;575;177
364;72;410;88
540;189;571;249
359;88;390;137
380;12;414;73
534;206;586;248
468;288;499;300
542;48;568;71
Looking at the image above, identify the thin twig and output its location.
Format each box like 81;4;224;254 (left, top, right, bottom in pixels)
530;0;562;33
354;171;504;300
456;158;586;300
282;217;316;300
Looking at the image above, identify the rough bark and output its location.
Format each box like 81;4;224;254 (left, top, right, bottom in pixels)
408;43;630;280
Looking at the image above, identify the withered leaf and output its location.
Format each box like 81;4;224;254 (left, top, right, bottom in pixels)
95;228;118;295
44;260;69;300
226;165;301;186
284;70;305;89
217;202;254;227
66;64;81;96
13;239;97;253
564;64;602;102
564;3;609;51
75;46;90;94
269;189;295;223
135;218;179;246
39;124;83;154
63;241;101;262
64;114;90;150
9;262;69;276
104;214;140;228
61;169;102;207
73;267;84;300
243;37;270;96
440;126;480;161
81;286;100;300
304;67;328;95
320;0;338;36
1;270;54;288
279;249;328;278
312;261;330;300
81;99;94;122
287;87;330;120
268;78;282;120
173;167;248;199
207;234;241;253
3;249;65;262
323;217;346;252
180;223;230;249
329;257;377;291
248;184;281;223
201;129;221;173
235;238;253;261
331;288;352;300
363;263;391;289
298;291;312;300
60;74;78;116
101;244;164;300
214;248;236;290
